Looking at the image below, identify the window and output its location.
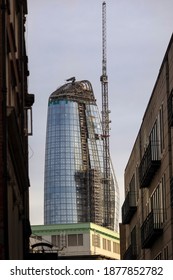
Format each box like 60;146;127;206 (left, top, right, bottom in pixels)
107;240;111;251
52;235;66;249
129;174;137;205
102;238;112;251
68;234;83;247
92;234;100;248
68;234;77;246
158;104;164;153
149;121;160;161
113;242;120;254
103;238;106;250
150;183;164;224
52;235;60;247
161;174;167;221
151;185;161;210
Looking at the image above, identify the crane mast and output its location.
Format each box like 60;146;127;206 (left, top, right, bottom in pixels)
100;1;111;228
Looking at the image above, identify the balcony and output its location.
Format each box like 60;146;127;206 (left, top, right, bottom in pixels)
123;244;137;260
141;210;163;249
139;141;161;188
122;192;137;224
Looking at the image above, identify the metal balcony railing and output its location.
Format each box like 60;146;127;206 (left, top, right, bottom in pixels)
122;191;137;224
141;209;163;249
139;141;161;188
123;244;137;260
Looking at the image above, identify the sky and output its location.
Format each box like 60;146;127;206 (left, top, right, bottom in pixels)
27;0;173;225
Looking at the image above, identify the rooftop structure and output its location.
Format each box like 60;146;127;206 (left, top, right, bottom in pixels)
30;222;120;260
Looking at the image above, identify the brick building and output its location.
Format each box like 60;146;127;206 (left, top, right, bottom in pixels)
0;0;34;259
120;34;173;259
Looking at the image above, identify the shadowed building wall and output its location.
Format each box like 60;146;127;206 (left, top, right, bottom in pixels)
0;0;34;259
121;34;173;260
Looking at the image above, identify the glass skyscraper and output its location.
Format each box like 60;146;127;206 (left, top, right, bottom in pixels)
44;80;119;231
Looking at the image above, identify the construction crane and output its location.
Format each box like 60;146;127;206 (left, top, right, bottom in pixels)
100;1;111;228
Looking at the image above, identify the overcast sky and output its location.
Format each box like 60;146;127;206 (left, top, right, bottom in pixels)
27;0;173;225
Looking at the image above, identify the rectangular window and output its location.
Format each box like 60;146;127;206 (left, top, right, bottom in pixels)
162;174;167;221
68;234;77;246
158;104;165;153
102;238;112;251
107;240;111;251
149;121;160;161
150;183;164;224
52;235;60;248
129;174;137;206
92;234;100;248
103;238;106;250
68;234;83;247
113;242;120;254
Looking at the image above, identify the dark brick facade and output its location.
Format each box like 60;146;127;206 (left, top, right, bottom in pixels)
0;0;34;259
121;34;173;260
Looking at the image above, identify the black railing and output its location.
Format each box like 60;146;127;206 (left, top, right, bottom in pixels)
139;141;161;188
123;244;137;260
141;209;163;248
122;191;137;224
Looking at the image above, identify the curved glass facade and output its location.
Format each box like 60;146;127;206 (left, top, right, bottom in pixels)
44;80;119;231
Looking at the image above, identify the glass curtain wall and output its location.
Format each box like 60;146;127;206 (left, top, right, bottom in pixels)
44;80;119;231
44;100;82;224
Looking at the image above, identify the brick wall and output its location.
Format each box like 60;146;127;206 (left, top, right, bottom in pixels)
0;0;7;259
